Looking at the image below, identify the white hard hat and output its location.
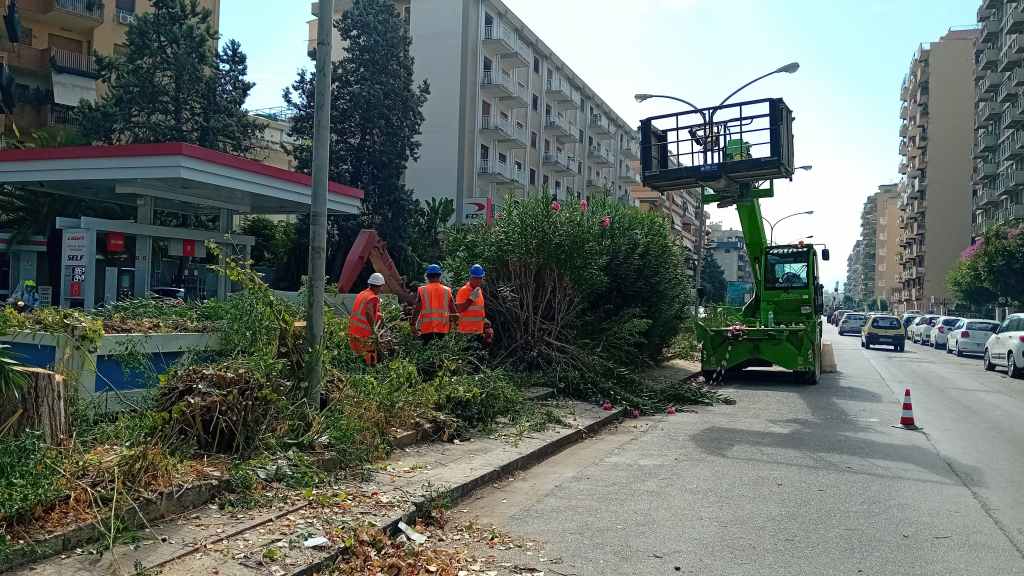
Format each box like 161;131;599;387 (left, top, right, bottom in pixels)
368;273;386;286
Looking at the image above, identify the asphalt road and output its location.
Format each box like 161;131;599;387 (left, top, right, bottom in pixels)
452;323;1024;575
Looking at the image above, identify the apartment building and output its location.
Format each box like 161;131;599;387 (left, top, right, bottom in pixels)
896;30;976;313
846;239;864;305
974;1;1024;236
875;184;901;305
628;160;702;255
708;224;753;285
0;0;221;135
859;196;878;305
308;0;641;223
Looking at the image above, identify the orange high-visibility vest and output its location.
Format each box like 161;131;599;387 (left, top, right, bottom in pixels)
456;283;486;334
417;283;452;334
349;288;380;340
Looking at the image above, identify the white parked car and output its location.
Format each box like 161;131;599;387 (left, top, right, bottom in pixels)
838;312;867;336
909;315;938;344
985;314;1024;378
929;316;963;349
946;318;1000;357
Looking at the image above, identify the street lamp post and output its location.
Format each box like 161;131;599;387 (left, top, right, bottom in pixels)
635;62;800;304
762;210;814;245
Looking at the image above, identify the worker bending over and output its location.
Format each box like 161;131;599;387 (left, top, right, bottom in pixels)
348;273;386;365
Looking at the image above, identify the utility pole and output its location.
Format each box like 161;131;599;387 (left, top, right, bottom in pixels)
306;0;334;406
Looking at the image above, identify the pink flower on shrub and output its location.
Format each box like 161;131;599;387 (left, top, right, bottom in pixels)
551;200;561;212
600;215;611;229
961;238;984;261
580;198;589;213
1009;227;1023;241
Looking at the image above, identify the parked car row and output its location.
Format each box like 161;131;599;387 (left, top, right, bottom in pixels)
878;311;1024;378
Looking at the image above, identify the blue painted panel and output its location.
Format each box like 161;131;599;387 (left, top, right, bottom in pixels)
5;342;57;370
94;351;185;393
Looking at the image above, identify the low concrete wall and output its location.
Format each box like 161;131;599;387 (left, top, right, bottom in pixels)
1;331;220;411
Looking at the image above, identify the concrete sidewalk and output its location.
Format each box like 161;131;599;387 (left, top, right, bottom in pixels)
13;401;622;576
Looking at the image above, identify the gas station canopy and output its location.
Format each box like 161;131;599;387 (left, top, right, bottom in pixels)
0;142;363;215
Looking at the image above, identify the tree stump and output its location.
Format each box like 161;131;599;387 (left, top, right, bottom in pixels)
0;367;69;446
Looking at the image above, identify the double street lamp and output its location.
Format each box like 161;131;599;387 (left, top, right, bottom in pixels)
763;210;814;245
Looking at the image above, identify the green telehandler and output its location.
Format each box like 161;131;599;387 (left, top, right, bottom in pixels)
640;98;827;384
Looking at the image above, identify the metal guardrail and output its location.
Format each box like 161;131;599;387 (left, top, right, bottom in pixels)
56;0;104;19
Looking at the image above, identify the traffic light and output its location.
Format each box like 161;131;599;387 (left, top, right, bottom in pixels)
0;64;15;114
4;0;21;45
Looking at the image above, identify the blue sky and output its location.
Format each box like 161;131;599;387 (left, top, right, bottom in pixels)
221;0;979;289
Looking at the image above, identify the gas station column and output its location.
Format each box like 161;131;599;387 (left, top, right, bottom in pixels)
217;208;235;299
135;196;154;298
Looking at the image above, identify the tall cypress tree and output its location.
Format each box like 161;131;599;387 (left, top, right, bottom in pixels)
77;0;258;155
701;253;728;305
284;0;430;269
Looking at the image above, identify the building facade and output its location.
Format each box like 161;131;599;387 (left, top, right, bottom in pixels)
896;30;976;313
875;184;901;304
859;195;878;305
974;2;1024;237
708;223;753;285
0;0;221;137
846;239;864;305
629;160;702;255
309;0;641;223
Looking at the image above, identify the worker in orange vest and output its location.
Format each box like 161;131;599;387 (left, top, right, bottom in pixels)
455;264;491;343
413;264;457;342
348;273;386;365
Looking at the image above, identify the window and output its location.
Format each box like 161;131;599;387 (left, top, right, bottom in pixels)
532;94;539;111
481;99;491;118
403;5;411;24
967;321;1000;332
480;144;489;160
530;131;538;148
872;317;900;329
545;104;552;117
588;136;593;147
116;0;136;11
765;250;809;290
578;128;584;143
533;56;540;74
515;160;523;172
543;174;549;188
530;168;536;186
555;180;562;192
19;26;32;46
544;139;550;153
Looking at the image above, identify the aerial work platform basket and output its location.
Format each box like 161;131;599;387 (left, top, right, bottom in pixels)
639;98;795;192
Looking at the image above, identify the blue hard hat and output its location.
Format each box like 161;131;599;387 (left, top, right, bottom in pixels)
469;264;486;278
425;264;443;276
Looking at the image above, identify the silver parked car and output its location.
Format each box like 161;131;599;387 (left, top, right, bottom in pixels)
946;318;1000;357
838;312;867;336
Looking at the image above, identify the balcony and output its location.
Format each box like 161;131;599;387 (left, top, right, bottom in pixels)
544;113;575;143
1004;102;1024;129
21;0;104;31
545;76;573;103
586;176;610;194
480;115;527;149
979;161;999;180
622;138;639;160
1008;168;1024;189
986;16;1004;41
1012;67;1024;88
899;139;908;156
49;47;98;78
983;72;1003;96
899;123;909;138
589;143;612;166
542;152;577;175
556;85;581;110
1013;204;1024;219
590;113;611;136
980;48;1001;71
480;69;515;97
496;165;527;188
898;161;908;175
981;184;1001;207
482;24;529;68
1000;49;1023;72
0;41;49;74
900;103;909;119
915;109;927;127
500;80;529;109
1008;2;1024;34
618;163;640;184
914;176;927;196
478;158;513;183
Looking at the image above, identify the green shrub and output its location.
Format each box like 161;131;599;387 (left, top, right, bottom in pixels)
0;432;63;524
434;370;522;429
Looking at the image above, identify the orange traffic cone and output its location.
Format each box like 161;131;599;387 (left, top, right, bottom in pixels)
899;388;918;430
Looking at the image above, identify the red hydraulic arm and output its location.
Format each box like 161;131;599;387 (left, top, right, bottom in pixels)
337;230;416;306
